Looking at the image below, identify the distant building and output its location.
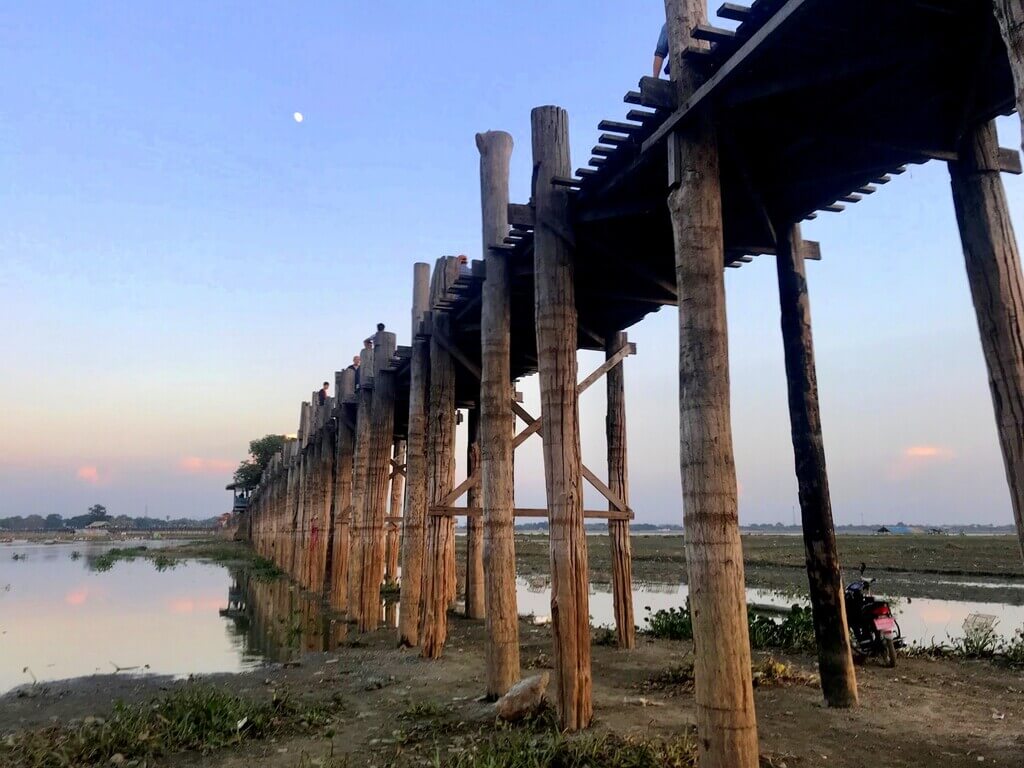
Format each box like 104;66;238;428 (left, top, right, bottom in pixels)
81;520;111;540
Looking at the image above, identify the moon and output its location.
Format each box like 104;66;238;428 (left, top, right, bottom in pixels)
293;112;304;123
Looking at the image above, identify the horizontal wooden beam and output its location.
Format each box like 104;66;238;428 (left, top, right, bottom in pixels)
638;76;677;111
692;24;736;45
429;507;633;521
508;203;535;228
717;2;752;22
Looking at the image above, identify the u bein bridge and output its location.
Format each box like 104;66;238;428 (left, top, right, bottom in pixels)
239;1;1024;765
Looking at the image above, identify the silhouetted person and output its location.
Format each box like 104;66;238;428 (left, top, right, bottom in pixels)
318;381;329;405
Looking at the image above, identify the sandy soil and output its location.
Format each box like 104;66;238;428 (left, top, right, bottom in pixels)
3;612;1023;768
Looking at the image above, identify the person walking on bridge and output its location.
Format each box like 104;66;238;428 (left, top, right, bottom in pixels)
653;23;669;79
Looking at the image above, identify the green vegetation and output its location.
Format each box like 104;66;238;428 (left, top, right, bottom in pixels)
89;547;150;572
643;603;816;654
908;624;1024;667
233;434;287;490
0;685;335;768
441;723;696;768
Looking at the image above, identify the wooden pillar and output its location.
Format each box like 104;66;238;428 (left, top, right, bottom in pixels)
399;262;432;647
331;369;356;611
348;346;374;618
464;407;485;618
421;307;457;659
993;1;1024;151
776;224;859;707
663;1;759;764
357;329;398;632
605;332;635;650
477;130;521;697
386;438;406;584
316;401;336;593
531;105;591;731
950;120;1024;560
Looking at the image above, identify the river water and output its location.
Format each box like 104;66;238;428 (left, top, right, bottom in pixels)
2;540;1022;693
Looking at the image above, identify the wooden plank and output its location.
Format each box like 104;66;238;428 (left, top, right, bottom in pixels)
626;109;658;123
591;145;616;156
598;119;640;134
999;147;1023;174
581;465;629;514
605;331;635;649
638;76;678;110
692;23;736;44
717;2;752;22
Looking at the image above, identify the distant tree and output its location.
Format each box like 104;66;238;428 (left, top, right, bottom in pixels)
87;504;108;521
233;434;286;490
44;514;64;530
23;514;45;531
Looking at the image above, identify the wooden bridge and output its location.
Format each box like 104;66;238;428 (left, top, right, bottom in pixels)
240;1;1024;765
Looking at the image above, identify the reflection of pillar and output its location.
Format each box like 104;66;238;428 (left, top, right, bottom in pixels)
663;1;758;763
531;105;590;731
464;407;485;618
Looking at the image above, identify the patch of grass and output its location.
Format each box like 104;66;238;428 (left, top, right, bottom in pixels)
645;603;816;654
11;553;26;561
643;606;692;640
592;627;618;646
69;551;81;561
0;685;335;768
401;701;451;721
907;622;1024;667
89;547;149;572
747;606;816;653
380;580;401;598
250;555;286;582
442;728;697;768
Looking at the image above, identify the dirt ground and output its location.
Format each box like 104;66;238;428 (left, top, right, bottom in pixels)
3;611;1023;768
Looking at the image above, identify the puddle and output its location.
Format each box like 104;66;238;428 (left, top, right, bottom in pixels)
514;577;1024;646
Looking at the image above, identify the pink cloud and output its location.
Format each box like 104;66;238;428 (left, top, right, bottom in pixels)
890;444;956;479
76;465;101;484
903;445;954;460
178;456;235;475
65;587;89;606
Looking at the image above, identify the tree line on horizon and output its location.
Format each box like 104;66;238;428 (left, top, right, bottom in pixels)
0;504;219;532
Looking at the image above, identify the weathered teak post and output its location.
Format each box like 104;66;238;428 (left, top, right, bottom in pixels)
356;328;398;632
531;105;592;731
331;368;357;610
477;130;521;697
421;280;458;659
317;396;337;592
993;1;1024;151
348;345;375;618
950;120;1024;560
775;224;858;707
464;407;485;618
386;438;406;584
605;332;635;650
663;1;759;764
399;264;432;647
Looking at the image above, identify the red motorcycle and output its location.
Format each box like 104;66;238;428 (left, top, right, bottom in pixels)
844;563;903;667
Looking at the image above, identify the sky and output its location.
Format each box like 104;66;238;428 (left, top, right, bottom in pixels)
1;2;1022;527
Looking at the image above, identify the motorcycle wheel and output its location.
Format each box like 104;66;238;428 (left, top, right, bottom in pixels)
882;637;897;668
